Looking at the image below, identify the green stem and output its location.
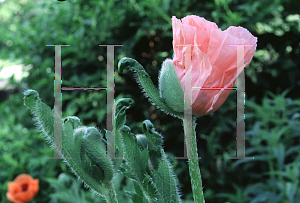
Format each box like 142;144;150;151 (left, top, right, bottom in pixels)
183;116;205;203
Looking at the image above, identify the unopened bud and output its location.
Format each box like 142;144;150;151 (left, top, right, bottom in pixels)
82;127;114;184
158;59;184;113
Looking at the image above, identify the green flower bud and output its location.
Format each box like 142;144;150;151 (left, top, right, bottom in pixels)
136;134;161;170
158;59;184;112
81;127;114;184
143;120;163;146
24;89;39;97
73;126;87;144
23;89;40;110
24;90;118;200
136;134;153;151
64;116;81;129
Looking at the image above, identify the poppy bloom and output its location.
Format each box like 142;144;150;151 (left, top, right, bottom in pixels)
171;15;257;116
6;174;39;203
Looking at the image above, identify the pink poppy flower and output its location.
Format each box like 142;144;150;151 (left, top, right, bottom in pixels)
172;15;257;116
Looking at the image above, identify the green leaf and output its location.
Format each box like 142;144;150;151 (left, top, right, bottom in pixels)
129;181;149;203
119;125;157;202
113;130;125;172
115;98;135;130
285;182;296;203
142;120;163;170
114;98;135;171
151;151;182;203
120;125;148;183
142;175;157;202
119;164;136;180
23;90;117;201
142;120;163;147
24;89;55;143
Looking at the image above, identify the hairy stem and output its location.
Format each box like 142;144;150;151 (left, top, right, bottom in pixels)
184;116;205;203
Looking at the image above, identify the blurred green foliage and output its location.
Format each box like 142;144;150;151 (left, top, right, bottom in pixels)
0;0;299;202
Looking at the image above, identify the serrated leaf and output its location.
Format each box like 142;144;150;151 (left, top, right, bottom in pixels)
130;181;148;203
250;191;281;203
112;130;124;172
34;97;55;142
119;164;136;180
151;152;182;203
142;175;157;201
120;126;148;183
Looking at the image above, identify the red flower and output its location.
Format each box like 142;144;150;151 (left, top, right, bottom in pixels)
6;174;39;203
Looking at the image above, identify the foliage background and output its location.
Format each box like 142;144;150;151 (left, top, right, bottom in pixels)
0;0;299;202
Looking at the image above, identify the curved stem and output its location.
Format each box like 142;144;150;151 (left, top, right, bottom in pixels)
118;57;184;119
183;116;205;203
